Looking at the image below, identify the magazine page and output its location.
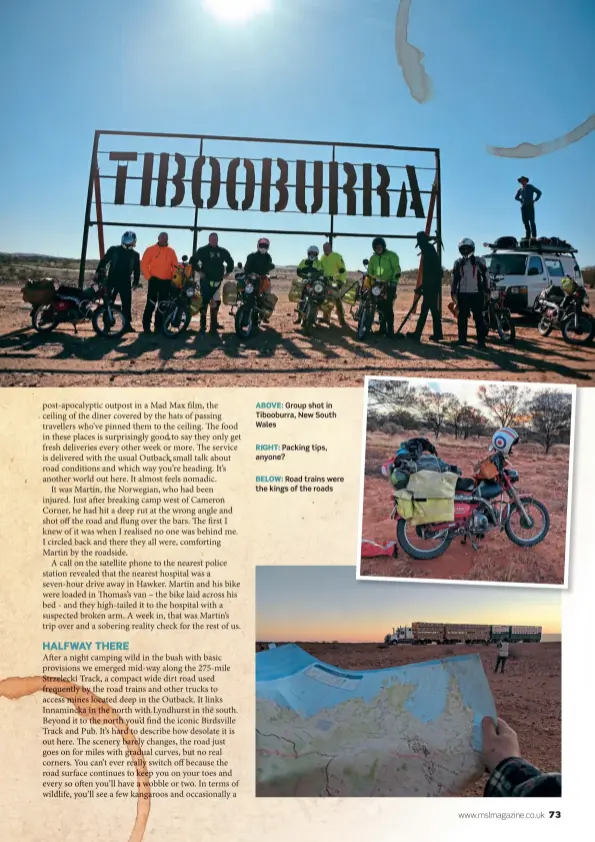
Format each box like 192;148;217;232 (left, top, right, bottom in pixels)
1;0;594;839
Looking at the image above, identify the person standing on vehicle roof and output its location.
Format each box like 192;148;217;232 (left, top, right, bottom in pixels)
94;231;141;333
451;238;488;348
244;237;275;322
189;232;234;334
140;232;179;334
366;237;401;336
320;241;348;327
515;176;542;240
407;231;444;342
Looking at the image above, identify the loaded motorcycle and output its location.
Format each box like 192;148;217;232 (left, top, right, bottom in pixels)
161;255;197;338
534;279;594;346
352;259;390;340
232;262;276;339
483;272;516;344
29;271;128;337
386;449;550;561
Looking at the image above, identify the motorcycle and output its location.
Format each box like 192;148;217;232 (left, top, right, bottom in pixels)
352;259;389;340
31;272;128;337
483;272;516;344
534;281;594;346
390;449;550;561
233;262;276;339
162;255;197;338
295;268;325;336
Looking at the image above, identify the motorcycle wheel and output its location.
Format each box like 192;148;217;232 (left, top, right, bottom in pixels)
92;305;127;338
396;518;453;560
302;302;318;336
561;314;595;346
357;305;374;340
235;305;255;339
32;303;58;333
496;309;516;344
538;316;553;337
504;496;550;547
163;305;191;338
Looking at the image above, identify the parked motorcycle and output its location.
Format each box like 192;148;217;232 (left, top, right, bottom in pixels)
295;267;325;336
534;280;594;346
31;272;128;337
483;272;515;344
232;262;277;339
162;255;196;338
390;450;550;561
352;259;389;340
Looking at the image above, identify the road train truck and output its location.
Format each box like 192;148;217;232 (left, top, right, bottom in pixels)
384;623;542;645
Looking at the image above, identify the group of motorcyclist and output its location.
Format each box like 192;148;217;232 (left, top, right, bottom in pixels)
94;227;494;345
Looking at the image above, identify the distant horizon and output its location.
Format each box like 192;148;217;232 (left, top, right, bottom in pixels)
256;567;562;642
257;635;562;644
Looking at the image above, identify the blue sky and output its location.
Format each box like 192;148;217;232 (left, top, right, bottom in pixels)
1;0;593;272
255;567;561;641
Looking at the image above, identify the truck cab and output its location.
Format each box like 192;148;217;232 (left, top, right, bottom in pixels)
481;240;583;314
385;626;413;644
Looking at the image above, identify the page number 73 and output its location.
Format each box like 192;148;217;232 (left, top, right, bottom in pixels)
549;812;561;818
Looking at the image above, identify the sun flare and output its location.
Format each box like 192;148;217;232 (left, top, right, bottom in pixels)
203;0;272;24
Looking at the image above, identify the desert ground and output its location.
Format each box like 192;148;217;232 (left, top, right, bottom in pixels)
0;259;593;387
360;430;569;584
256;641;561;797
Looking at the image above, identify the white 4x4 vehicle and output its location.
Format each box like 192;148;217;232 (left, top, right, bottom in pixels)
481;240;584;313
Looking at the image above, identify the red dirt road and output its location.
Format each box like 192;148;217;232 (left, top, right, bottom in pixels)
1;281;593;387
257;641;561;797
360;431;569;584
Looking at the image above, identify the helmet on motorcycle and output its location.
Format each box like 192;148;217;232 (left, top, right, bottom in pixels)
257;237;270;253
307;245;319;259
121;231;137;248
372;237;386;252
491;427;519;455
458;238;475;258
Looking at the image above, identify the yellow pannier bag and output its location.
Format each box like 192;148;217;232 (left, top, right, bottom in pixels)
410;498;455;526
406;470;458;499
342;281;360;306
394;471;458;526
172;263;192;289
288;278;305;303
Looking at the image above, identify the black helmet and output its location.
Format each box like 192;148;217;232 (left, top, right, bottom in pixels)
372;237;386;251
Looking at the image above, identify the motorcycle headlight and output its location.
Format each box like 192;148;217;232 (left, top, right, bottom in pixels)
245;283;254;294
313;282;324;294
185;286;195;298
490;290;499;300
583;293;590;307
372;285;382;297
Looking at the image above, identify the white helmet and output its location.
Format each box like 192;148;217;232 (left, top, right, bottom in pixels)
458;238;475;257
307;245;319;258
491;427;519;455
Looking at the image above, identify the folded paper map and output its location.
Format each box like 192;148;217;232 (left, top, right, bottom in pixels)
256;644;496;797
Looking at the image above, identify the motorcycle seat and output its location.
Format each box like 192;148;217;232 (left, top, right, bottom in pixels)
477;481;503;500
456;477;475;492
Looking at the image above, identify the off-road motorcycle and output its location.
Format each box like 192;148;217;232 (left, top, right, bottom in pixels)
352;259;390;340
30;271;128;337
387;449;550;561
483;272;516;344
161;255;197;338
534;281;594;346
232;262;276;339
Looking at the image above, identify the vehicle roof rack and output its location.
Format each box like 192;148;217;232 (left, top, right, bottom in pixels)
483;241;578;256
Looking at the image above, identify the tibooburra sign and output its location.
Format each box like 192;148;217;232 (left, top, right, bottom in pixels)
108;151;427;218
79;130;441;285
